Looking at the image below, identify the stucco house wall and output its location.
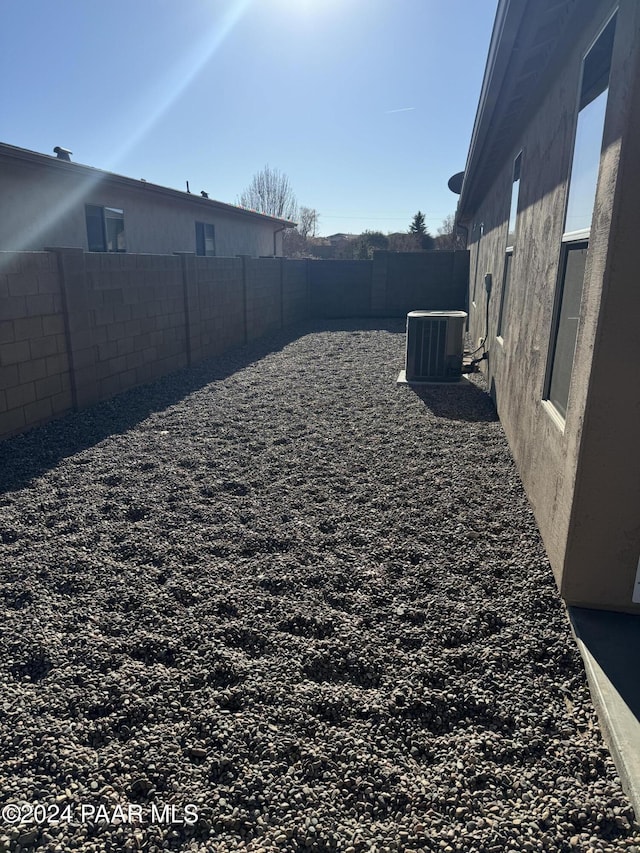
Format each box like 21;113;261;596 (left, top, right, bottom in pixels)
0;144;289;258
459;0;640;613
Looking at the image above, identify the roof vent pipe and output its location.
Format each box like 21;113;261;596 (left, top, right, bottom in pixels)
53;146;72;161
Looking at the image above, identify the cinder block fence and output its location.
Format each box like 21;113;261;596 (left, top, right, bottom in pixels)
0;249;468;441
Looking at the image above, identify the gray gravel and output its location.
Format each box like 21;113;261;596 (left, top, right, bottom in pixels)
0;318;638;853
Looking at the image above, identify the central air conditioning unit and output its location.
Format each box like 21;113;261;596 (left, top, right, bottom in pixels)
403;310;467;383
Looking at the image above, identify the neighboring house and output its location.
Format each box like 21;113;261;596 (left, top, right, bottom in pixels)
327;233;357;246
302;234;360;260
455;0;640;613
0;142;294;258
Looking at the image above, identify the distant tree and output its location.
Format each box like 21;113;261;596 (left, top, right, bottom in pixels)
297;207;319;239
283;206;320;257
331;235;360;260
388;232;422;252
434;213;466;250
238;165;298;221
409;211;427;237
355;230;389;260
282;228;304;257
408;211;434;251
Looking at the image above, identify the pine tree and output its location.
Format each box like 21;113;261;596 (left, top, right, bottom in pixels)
409;211;427;236
408;211;433;251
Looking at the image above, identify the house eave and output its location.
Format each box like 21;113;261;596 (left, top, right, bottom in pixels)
0;142;295;229
456;0;601;224
457;0;528;222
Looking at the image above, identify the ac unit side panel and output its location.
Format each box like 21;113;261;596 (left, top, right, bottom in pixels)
445;315;466;358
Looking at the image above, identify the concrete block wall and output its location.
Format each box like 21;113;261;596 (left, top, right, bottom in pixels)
308;253;469;319
1;249;466;442
0;250;315;442
193;256;245;360
0;252;72;437
85;253;188;401
245;258;281;342
310;260;373;318
373;250;469;316
283;260;310;326
370;252;388;317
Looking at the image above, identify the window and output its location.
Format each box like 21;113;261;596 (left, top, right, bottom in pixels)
497;152;522;338
506;152;522;251
195;222;216;256
545;13;616;419
547;243;588;417
564;15;616;235
86;205;126;252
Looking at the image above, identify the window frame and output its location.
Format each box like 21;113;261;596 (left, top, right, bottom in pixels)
85;204;126;253
195;221;216;257
471;222;484;306
496;249;513;342
542;10;617;422
545;239;589;420
505;151;522;254
497;151;523;342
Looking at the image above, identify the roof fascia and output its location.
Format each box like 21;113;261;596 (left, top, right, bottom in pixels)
457;0;529;221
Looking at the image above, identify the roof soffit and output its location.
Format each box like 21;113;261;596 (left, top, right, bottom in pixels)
458;0;603;219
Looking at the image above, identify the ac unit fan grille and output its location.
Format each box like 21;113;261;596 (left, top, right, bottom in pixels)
414;317;447;379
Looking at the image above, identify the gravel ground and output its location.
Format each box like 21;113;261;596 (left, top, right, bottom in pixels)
0;318;638;853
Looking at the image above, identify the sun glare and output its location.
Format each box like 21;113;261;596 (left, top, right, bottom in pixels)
3;0;255;255
104;0;253;174
272;0;340;17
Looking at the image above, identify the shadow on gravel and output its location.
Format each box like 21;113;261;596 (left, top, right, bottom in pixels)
0;317;425;493
309;318;405;334
0;323;310;495
408;380;499;423
570;607;640;723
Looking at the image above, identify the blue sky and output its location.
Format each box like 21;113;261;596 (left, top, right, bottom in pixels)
2;0;496;237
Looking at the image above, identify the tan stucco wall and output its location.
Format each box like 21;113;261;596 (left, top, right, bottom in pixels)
464;0;640;613
0;158;281;257
562;7;640;610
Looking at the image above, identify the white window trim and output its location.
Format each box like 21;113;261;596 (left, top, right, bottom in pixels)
562;228;591;243
541;398;566;434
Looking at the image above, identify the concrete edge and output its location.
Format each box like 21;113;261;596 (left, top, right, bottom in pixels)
568;608;640;819
396;369;474;386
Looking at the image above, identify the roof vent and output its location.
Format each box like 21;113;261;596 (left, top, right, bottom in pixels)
53;146;72;161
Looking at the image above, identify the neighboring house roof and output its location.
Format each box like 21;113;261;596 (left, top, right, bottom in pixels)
327;233;357;243
0;141;296;229
457;0;584;220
